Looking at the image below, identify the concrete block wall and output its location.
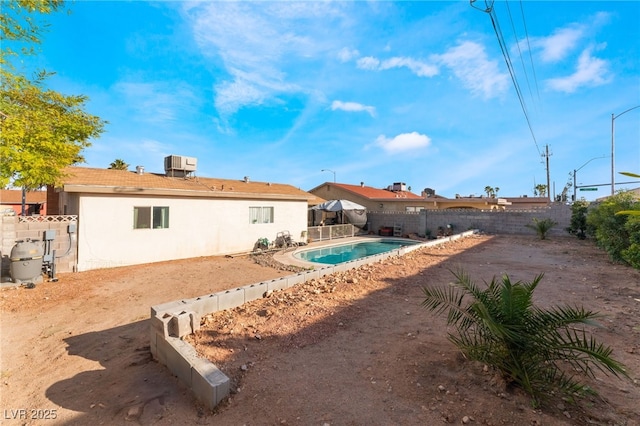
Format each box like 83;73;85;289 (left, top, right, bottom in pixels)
367;204;571;238
150;230;477;411
1;216;78;281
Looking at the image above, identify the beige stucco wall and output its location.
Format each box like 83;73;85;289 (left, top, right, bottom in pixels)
75;194;307;271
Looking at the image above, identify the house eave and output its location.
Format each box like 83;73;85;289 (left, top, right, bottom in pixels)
61;184;312;202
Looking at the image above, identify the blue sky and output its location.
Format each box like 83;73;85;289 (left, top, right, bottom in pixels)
19;1;640;200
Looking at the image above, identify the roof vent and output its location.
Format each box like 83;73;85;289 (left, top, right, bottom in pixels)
164;155;197;177
244;176;250;183
136;165;144;175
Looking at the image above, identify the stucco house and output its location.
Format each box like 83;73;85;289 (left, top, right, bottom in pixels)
47;159;317;271
308;182;549;212
0;189;47;216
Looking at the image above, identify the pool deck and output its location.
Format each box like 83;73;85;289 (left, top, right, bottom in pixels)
274;234;423;269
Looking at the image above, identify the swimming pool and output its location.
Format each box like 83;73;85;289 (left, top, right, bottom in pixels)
294;239;418;265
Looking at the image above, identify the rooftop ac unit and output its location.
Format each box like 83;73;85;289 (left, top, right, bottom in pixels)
392;182;407;192
164;155;197;174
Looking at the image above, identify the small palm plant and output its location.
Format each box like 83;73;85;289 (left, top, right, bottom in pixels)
422;270;627;406
526;217;557;239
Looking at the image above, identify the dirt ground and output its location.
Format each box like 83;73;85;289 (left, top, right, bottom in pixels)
1;234;639;425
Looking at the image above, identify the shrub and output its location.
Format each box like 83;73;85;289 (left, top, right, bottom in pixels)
566;200;589;239
526;217;557;240
586;192;639;263
422;270;628;407
621;216;640;268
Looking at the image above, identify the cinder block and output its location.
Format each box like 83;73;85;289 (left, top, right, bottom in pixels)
333;263;349;273
154;333;171;365
317;266;334;278
150;314;171;338
242;282;268;303
151;299;189;317
191;358;230;409
190;294;219;316
168;311;200;338
286;272;305;287
217;287;245;311
304;269;320;282
267;277;289;292
165;337;193;387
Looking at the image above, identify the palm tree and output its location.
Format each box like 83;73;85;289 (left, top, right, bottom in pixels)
109;158;129;171
533;184;547;197
422;270;627;406
484;186;493;197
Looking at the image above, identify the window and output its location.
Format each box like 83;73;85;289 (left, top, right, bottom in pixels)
405;206;425;212
134;206;169;229
249;206;274;224
153;206;169;228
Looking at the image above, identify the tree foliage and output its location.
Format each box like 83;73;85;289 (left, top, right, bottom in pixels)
533;184;547;197
483;186;500;198
587;191;640;266
1;0;105;189
566;200;589;239
422;270;628;406
525;217;557;240
109;158;129;171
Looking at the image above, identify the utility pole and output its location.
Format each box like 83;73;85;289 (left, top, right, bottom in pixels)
542;145;552;201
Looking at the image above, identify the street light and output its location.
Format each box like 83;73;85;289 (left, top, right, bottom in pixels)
611;105;640;195
321;169;336;183
573;155;607;202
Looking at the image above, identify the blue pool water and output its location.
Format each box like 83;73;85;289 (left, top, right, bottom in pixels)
294;239;418;265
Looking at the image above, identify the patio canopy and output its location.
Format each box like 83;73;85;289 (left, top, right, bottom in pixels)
311;199;366;212
311;199;367;228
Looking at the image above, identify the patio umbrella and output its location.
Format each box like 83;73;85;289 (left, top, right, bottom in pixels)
311;199;366;212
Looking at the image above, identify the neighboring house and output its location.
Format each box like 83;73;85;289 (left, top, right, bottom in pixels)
596;187;640;202
308;182;549;212
0;189;47;216
47;160;316;271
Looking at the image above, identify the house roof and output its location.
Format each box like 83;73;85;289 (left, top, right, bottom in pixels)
0;189;47;204
57;167;319;203
311;182;426;201
503;197;550;205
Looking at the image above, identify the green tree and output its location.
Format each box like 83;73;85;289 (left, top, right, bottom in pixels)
621;216;640;268
566;200;589;239
1;0;105;189
422;270;628;406
616;172;640;216
109;159;129;171
587;191;640;264
533;184;547;197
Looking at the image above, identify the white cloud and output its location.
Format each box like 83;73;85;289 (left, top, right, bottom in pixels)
434;41;509;98
356;56;381;70
113;81;197;123
375;132;431;153
185;2;347;117
356;55;438;77
338;47;360;62
533;26;584;63
546;47;610;93
331;100;376;117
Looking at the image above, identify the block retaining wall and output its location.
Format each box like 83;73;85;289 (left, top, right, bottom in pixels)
367;204;571;238
150;230;477;410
